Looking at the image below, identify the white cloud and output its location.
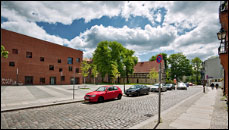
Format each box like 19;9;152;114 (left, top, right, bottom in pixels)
1;1;221;61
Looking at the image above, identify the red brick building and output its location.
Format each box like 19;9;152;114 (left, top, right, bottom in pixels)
217;1;228;98
1;29;83;85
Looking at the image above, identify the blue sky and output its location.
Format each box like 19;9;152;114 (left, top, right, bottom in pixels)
1;1;220;61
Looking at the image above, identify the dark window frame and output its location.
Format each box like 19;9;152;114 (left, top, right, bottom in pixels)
40;78;45;84
61;76;65;81
26;52;32;58
69;66;73;71
58;59;61;63
12;49;18;54
59;68;63;72
9;61;15;67
75;68;79;73
49;65;54;71
76;58;81;63
40;57;44;62
67;57;73;64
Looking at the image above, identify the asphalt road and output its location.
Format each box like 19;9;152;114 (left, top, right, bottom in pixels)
1;86;202;129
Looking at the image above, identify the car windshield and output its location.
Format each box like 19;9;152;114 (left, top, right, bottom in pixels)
165;84;171;86
178;83;185;86
95;86;107;91
154;83;159;86
130;85;141;89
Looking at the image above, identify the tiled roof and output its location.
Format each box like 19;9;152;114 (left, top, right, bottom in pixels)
134;60;164;73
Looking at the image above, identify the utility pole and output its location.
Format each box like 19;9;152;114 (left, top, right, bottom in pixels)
158;62;161;124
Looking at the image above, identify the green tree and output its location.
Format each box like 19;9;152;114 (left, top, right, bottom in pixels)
1;45;9;58
80;61;90;84
91;64;99;84
191;57;202;85
92;41;138;83
110;61;119;84
148;68;159;83
92;41;111;82
149;55;157;61
168;53;192;82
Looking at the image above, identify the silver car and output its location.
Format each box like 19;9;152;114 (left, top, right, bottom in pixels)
149;83;167;92
177;82;187;90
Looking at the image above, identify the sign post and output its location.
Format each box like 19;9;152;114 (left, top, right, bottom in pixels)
156;54;163;124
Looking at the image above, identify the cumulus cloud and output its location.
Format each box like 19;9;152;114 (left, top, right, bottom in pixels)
1;1;221;61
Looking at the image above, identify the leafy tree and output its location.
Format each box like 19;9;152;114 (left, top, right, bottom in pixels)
91;64;99;84
110;61;119;84
1;45;9;58
168;53;192;82
92;41;111;82
123;49;138;83
191;57;202;84
148;68;159;83
80;60;90;84
149;55;157;61
92;41;138;83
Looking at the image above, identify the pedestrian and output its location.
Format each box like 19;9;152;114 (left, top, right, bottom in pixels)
210;83;214;90
216;84;219;89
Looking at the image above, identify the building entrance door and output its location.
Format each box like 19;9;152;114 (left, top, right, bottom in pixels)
50;77;56;85
25;76;33;85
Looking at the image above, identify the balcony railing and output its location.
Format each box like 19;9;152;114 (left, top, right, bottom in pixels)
219;1;228;12
218;41;228;54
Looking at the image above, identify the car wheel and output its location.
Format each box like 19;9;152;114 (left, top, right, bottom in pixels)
126;94;129;97
117;94;122;100
146;91;149;95
98;97;104;103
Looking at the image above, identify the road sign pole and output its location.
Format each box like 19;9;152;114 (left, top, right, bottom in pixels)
158;62;161;124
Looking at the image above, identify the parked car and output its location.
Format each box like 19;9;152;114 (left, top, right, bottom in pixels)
150;83;167;92
125;85;150;96
165;84;175;90
177;82;187;90
84;86;123;103
185;83;189;87
188;82;193;86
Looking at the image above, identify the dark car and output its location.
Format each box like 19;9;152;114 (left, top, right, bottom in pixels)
125;85;150;96
165;84;175;90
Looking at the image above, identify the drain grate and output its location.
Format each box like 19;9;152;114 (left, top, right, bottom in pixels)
144;114;154;117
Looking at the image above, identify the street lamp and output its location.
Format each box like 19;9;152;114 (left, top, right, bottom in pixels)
217;28;226;40
123;65;126;93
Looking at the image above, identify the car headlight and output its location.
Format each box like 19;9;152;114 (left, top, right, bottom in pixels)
91;95;96;97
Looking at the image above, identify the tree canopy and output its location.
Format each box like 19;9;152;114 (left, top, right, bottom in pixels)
168;53;192;81
92;41;138;83
1;45;8;58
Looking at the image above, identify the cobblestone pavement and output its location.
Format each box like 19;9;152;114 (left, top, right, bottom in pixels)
1;87;202;129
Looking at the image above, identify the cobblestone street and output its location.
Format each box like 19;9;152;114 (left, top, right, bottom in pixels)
1;87;202;129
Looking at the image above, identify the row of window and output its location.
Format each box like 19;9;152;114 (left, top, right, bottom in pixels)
12;49;81;64
9;62;80;73
25;76;80;85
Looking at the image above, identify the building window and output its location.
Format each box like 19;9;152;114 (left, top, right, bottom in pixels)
49;65;54;71
26;52;32;58
61;76;65;81
40;57;44;62
69;66;72;71
58;59;61;63
59;68;63;72
67;57;73;64
9;62;15;67
75;68;79;73
76;58;81;63
12;49;18;54
25;76;33;85
40;78;45;84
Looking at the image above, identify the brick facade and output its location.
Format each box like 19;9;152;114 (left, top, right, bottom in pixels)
1;29;83;85
218;1;228;97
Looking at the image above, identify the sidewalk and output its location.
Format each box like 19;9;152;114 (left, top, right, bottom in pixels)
130;87;228;129
1;84;131;112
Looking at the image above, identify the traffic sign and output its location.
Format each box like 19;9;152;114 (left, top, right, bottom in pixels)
156;54;163;63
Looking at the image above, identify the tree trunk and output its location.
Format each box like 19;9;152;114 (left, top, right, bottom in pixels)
94;77;95;84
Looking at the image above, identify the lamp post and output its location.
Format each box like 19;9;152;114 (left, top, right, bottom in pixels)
123;65;126;93
217;27;227;53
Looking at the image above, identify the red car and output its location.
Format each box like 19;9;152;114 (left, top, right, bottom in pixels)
84;86;123;103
